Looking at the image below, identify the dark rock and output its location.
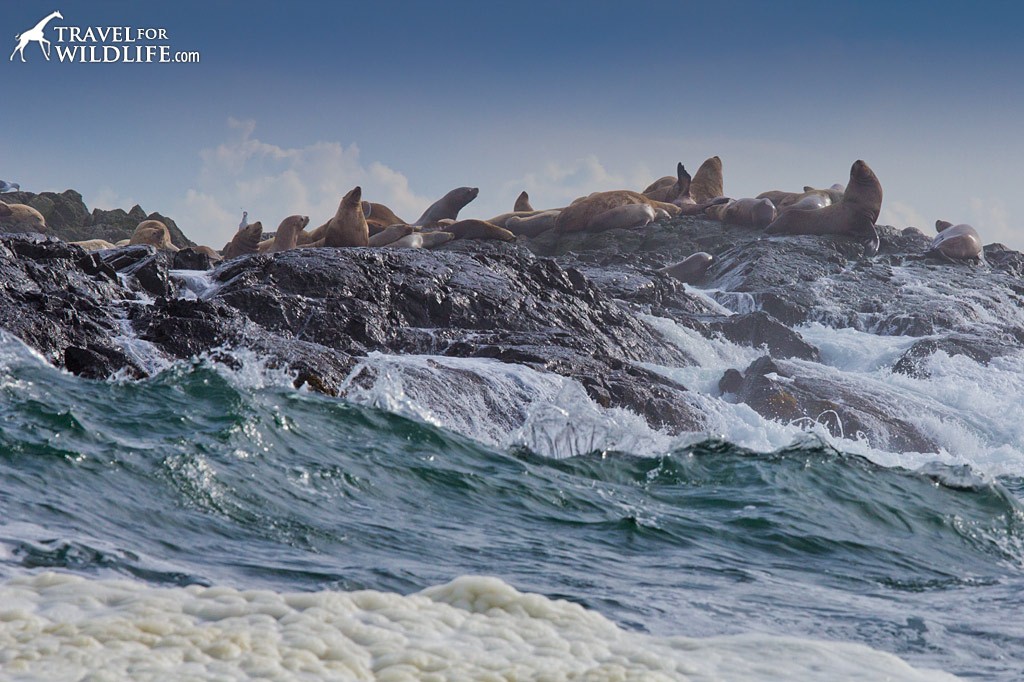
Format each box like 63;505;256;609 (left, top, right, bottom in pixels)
723;356;939;453
706;311;820;361
172;247;213;271
892;335;1017;378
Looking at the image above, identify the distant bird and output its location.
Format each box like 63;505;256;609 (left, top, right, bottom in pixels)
239;210;248;231
0;181;20;193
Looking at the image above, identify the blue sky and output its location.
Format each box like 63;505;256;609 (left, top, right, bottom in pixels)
3;0;1024;249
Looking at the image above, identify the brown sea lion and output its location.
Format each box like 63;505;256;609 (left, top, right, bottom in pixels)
0;202;46;233
194;245;223;262
485;210;547;228
929;220;982;260
269;215;311;253
444;219;515;241
222;221;263;259
130;220;178;251
413;187;479;226
70;239;114;251
419;231;455;248
587;204;657;232
764;160;882;255
323;186;369;247
362;201;406;232
556;191;666;232
705;198;777;228
505;210;560;237
690;156;724;203
779;193;831;213
368;223;415;247
514;191;533;212
643;163;692;204
659;252;713;283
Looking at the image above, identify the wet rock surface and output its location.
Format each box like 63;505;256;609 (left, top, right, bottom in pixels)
0;213;1021;452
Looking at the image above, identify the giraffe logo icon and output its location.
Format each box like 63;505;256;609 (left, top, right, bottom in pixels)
10;10;63;62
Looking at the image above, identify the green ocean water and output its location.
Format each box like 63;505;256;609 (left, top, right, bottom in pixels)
0;343;1022;679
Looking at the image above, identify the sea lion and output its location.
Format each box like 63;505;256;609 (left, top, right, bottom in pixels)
759;185;843;209
643;162;692;202
514;191;533;212
690;156;724;203
222;221;263;259
505;210;560;237
268;215;311;253
556;191;669;232
486;210;547;228
130;219;178;251
362;201;406;232
368;223;415;247
194;245;223;262
70;238;114;252
587;203;657;232
323;186;369;247
643;163;692;203
929;220;982;260
764;160;882;255
413;186;479;226
779;193;831;213
387;233;423;248
0;202;45;233
444;219;515;241
705;198;776;228
659;252;713;283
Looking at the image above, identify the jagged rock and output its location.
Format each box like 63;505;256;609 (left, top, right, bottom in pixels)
892;335;1018;378
172;247;213;271
705;312;820;361
721;356;939;453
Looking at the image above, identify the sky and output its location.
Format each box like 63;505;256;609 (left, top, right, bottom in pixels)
3;0;1024;250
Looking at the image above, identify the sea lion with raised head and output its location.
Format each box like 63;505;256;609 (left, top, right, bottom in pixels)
0;202;46;233
690;156;724;203
643;163;692;204
413;186;479;226
130;220;178;251
222;221;263;259
705;198;777;228
659;252;713;284
514;191;533;212
929;220;982;260
323;186;369;247
269;215;311;253
764;160;882;255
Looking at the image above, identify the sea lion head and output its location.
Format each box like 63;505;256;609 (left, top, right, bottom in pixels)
343;186;362;208
845;160;883;222
690;156;724;203
751;198;777;228
278;214;310;233
130;219;177;251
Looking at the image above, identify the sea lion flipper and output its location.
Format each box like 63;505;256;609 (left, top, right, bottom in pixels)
863;225;880;258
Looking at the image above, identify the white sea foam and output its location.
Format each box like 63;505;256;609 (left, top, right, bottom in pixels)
641;314;1024;475
0;572;958;682
170;269;221;301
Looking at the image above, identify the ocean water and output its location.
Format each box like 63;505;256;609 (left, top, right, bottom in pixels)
1;265;1023;679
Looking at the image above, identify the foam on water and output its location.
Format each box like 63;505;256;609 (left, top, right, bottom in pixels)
0;572;958;682
641;314;1024;475
170;269;221;301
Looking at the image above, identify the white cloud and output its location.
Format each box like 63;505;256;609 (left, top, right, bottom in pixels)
173;119;432;247
90;187;137;212
967;196;1012;245
879;200;928;231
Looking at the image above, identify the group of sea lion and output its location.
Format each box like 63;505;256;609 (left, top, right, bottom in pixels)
0;157;985;271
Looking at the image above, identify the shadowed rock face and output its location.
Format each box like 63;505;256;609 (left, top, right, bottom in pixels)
0;208;1021;452
0;190;193;248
